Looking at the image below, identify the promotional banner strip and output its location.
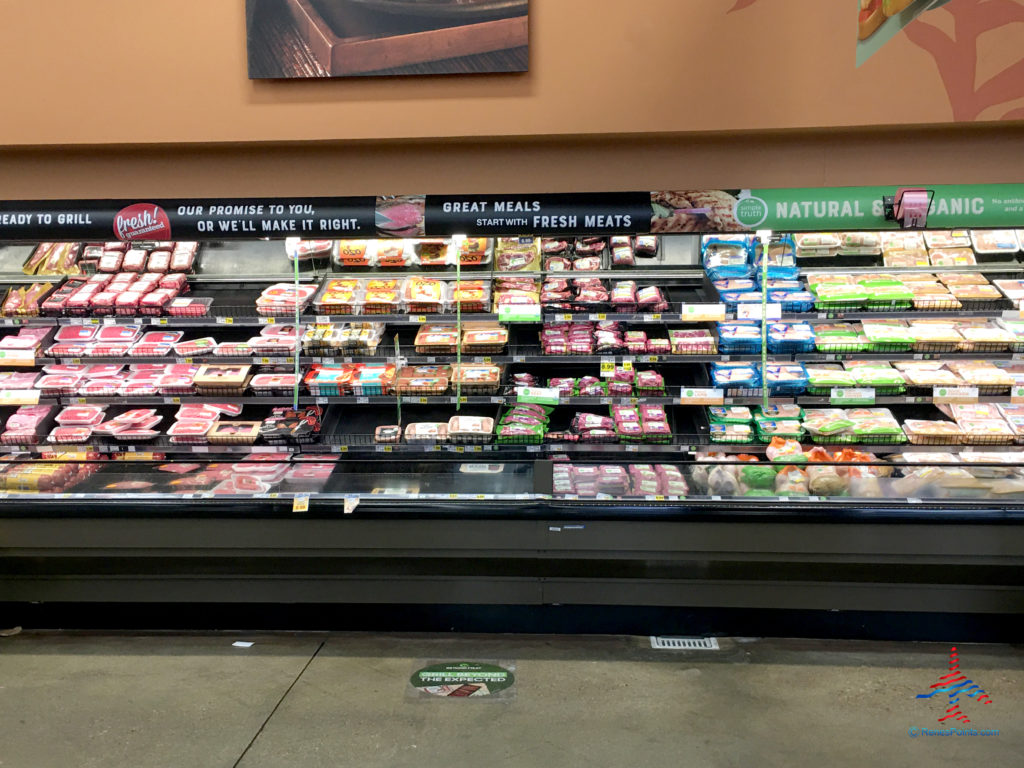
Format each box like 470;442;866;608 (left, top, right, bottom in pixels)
1;185;1022;241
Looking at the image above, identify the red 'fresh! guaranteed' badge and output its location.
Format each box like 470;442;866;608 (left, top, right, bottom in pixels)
113;203;172;241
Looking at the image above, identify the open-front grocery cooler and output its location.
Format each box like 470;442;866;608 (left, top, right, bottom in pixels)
2;187;1023;622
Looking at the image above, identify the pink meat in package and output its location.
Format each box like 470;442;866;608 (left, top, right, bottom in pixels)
656;464;689;496
596;465;630;496
629;464;661;495
0;371;41;390
1;404;54;443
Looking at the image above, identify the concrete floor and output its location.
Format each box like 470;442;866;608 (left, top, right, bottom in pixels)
0;632;1020;768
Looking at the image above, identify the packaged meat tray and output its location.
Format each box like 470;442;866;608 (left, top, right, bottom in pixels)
924;230;972;249
314;278;364;315
250;372;301;397
795;233;841;258
333;240;378;268
46;426;93;444
496;238;541;272
285;238;336;262
166;297;213;317
404;277;449;313
374;425;402;444
207;421;261;445
393;372;449;396
451;280;490;313
193;365;252;396
457;238;492;266
970;229;1020;254
139;289;178;316
929;248;976;267
404;422;449;443
902;419;965;445
414;240;452;268
256;284;316;316
54;405;107;426
450;363;502;394
415;325;459;355
362;279;403;315
377;241;417;268
447;415;494;444
461;323;508;354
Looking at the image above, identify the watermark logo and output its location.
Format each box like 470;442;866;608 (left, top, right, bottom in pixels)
916;647;993;724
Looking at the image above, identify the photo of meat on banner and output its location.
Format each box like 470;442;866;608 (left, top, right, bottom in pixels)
246;0;529;78
376;195;426;237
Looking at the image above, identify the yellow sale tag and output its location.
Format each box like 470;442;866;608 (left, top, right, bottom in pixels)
292;495;310;513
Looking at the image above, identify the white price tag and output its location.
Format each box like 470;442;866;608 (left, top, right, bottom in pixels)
830;388;875;405
737;303;782;321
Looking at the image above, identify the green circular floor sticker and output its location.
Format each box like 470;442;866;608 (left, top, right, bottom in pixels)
410;662;515;697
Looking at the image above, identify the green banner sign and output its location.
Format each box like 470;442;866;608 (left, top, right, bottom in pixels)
739;184;1024;231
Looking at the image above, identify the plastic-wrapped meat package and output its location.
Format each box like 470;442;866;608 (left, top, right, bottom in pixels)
121;249;148;272
570;465;601;496
596;465;630;496
774;466;809;495
612;406;640;423
646;338;671;355
610;281;637;311
55;405;107;426
608;366;634;384
552;465;575;495
635;370;665;393
542;239;572;256
169;247;195;272
548;377;575;395
98;251;124;272
594;332;623;355
611;243;636;267
656;465;689;496
47;426;93;444
569;415;614;438
807;465;847;496
573;256;602;271
630;465;661;495
635;236;658;256
0;371;41;391
575;239;605;255
607;381;632;396
157;272;188;292
576;377;603;397
637;286;669;312
576;284;609;306
545;257;572;272
707;465;740;496
624;330;648;355
1;404;54;444
146;251;171;272
511;373;538;387
114;292;143;315
139;289;177;315
616;420;644;440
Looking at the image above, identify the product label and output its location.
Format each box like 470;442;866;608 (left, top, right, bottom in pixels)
933;386;980;404
680;303;726;322
830;387;876;405
680;388;724;405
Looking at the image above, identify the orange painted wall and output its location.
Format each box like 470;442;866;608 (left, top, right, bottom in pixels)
2;0;1022;148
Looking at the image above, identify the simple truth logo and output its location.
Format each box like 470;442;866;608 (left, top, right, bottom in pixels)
916;647;993;724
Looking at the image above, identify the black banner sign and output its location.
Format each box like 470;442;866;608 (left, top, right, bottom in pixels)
0;197;377;241
425;193;652;236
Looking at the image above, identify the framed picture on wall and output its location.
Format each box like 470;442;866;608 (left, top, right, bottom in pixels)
246;0;529;78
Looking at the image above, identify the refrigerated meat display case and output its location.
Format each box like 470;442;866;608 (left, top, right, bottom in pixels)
1;187;1023;621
